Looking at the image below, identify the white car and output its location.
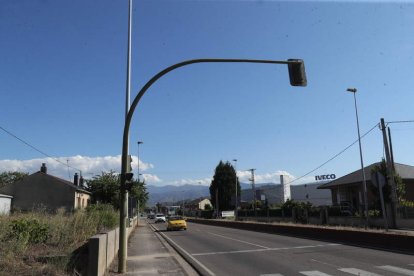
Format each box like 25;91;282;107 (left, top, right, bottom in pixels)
154;214;166;223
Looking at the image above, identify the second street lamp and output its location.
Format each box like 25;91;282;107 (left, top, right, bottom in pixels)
347;87;369;227
118;58;307;272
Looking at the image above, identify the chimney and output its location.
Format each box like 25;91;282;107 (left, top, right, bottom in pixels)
80;175;84;187
40;163;47;174
74;173;79;186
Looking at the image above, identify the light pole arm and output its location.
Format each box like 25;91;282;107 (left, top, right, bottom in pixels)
119;58;304;272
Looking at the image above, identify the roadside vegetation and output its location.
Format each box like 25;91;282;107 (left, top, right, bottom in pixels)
0;204;118;275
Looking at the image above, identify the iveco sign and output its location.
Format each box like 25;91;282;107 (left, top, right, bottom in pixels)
315;174;336;181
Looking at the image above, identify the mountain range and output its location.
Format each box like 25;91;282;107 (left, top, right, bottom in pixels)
147;183;275;206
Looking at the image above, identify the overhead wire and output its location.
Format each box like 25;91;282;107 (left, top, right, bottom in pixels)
289;123;380;185
0;125;82;174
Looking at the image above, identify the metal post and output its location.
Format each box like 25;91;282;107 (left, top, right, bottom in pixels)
233;159;238;220
347;88;368;227
119;0;132;272
249;169;256;217
137;141;143;182
380;118;398;228
216;188;219;219
118;58;307;273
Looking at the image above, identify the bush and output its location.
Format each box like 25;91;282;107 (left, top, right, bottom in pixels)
8;218;49;245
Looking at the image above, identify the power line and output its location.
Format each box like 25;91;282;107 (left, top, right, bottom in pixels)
289;123;379;185
0;125;82;174
386;120;414;125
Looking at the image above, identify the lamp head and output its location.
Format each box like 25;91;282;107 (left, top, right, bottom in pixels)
347;88;357;93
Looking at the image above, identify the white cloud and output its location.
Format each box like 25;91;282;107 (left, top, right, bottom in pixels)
0;155;156;182
170;178;212;186
141;174;162;183
236;170;295;184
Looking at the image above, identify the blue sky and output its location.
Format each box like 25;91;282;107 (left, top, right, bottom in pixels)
1;0;414;186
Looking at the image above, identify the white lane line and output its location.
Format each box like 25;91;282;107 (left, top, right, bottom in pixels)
300;271;332;276
207;231;270;249
260;274;284;276
338;268;383;276
192;243;340;256
377;265;414;276
157;230;216;276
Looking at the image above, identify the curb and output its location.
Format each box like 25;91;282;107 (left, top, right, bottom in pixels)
148;222;214;276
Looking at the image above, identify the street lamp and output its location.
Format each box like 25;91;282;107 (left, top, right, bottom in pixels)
118;58;307;272
137;141;143;182
232;159;238;220
347;87;369;227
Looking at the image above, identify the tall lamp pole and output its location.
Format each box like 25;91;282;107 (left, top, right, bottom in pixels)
347;88;369;227
232;159;238;220
118;58;307;272
137;141;143;182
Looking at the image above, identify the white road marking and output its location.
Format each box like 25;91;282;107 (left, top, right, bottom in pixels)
207;231;270;249
338;268;383;276
377;265;414;276
157;230;216;276
192;243;340;256
260;274;284;276
300;271;332;276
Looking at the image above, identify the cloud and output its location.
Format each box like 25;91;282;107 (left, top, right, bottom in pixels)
170;178;212;186
236;170;295;184
141;174;162;183
0;155;157;182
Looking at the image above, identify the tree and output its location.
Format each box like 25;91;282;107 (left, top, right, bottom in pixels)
209;161;240;213
371;158;405;205
86;171;120;209
0;171;28;188
129;179;149;211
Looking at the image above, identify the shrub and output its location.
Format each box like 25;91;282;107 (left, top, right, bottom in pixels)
8;218;49;245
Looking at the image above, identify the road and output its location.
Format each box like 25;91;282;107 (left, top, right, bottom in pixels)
151;221;414;276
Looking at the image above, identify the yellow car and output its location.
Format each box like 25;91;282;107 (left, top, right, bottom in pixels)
166;216;187;231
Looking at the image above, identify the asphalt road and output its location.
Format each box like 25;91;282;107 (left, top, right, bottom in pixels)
151;221;414;276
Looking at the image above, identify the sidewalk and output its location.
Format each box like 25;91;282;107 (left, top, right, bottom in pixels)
111;219;198;276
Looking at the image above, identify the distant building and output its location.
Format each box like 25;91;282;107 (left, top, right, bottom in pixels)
0;194;13;215
241;182;332;206
0;163;91;212
317;162;414;210
184;198;212;216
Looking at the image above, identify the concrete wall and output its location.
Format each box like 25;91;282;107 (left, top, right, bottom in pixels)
235;214;414;230
87;217;138;276
188;218;414;254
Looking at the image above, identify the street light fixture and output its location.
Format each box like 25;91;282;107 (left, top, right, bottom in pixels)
118;58;307;272
232;159;238;220
347;87;369;227
137;141;143;182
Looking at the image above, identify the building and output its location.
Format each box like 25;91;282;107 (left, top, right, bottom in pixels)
184;198;212;216
0;194;13;215
317;162;414;211
240;183;332;207
0;163;91;212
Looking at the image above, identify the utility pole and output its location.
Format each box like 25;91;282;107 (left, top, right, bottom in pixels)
215;188;219;219
248;169;256;217
119;0;133;272
380;118;398;228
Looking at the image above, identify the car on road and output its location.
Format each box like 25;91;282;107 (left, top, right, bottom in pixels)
154;213;166;223
147;213;155;219
166;216;187;231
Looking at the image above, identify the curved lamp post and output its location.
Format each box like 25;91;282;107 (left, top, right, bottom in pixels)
118;58;307;272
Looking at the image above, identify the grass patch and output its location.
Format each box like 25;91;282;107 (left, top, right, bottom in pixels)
0;204;118;275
